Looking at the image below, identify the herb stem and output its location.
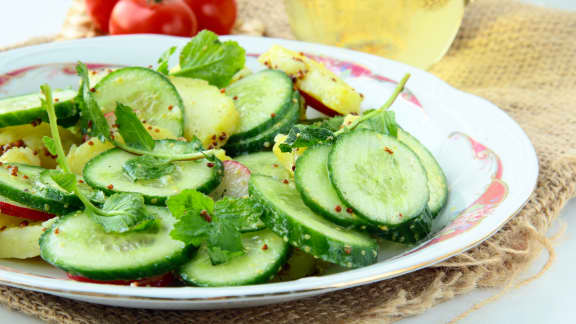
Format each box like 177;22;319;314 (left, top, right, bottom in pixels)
41;84;71;174
115;140;224;161
335;73;410;136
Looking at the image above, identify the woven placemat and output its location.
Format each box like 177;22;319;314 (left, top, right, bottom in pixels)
1;0;576;323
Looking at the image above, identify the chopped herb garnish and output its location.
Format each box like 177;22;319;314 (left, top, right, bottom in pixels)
279;124;335;153
156;46;177;75
75;62;111;142
115;102;155;151
123;155;175;181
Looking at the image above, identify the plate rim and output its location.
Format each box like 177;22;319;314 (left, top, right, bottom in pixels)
0;34;539;303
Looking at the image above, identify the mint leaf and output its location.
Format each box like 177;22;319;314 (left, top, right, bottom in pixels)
168;190;253;264
157;46;177;75
310;116;345;132
90;193;155;233
356;110;398;137
279;125;335;153
123;155;175;181
214;197;264;232
76;62;110;142
206;221;244;265
168;189;214;245
115;103;155;151
174;30;246;87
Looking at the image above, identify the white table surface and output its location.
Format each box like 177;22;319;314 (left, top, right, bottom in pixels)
0;1;574;323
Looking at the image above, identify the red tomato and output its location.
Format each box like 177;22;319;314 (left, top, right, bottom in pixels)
183;0;237;35
109;0;198;37
85;0;119;33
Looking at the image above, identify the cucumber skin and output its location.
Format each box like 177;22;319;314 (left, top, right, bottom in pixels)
40;211;195;281
0;100;77;128
224;92;301;157
294;145;368;228
249;177;378;268
0;164;81;215
372;207;434;244
94;67;185;137
179;230;289;287
226;70;295;142
83;152;224;206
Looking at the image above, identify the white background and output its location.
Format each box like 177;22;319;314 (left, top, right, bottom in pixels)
0;1;575;323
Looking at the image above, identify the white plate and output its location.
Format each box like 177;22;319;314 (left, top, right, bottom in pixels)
0;35;538;310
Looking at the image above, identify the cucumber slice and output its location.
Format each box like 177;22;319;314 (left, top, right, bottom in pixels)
226;70;294;141
375;207;434;243
0;163;81;215
40;206;193;280
224;92;300;156
329;130;429;226
0;90;77;128
295;145;367;227
272;248;318;282
93;67;184;137
398;129;448;217
235;152;291;180
179;229;288;286
249;175;378;268
83;142;223;205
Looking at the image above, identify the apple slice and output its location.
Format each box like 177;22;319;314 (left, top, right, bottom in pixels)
0;196;56;222
210;160;251;200
258;45;363;116
67;272;176;287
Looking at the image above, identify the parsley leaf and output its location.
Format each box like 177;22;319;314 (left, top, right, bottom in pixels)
123;155;175;181
356;110;399;137
75;62;110;142
115;103;155;151
157;46;177;75
168;190;266;265
173;30;246;88
279;124;335;153
89;193;155;233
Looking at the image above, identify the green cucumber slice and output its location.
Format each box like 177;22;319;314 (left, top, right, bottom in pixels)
0;90;77;128
179;229;288;286
374;207;434;243
224;92;300;156
234;152;290;180
249;175;378;268
0;163;81;215
295;145;367;227
398;129;448;217
93;67;184;137
83;141;223;205
226;70;294;141
328;130;429;227
40;206;193;281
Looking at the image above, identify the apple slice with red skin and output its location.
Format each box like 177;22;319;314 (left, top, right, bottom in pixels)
298;90;340;117
67;272;176;287
0;200;56;222
210;160;251;199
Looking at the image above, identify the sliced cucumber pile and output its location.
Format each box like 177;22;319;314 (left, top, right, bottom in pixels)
329;130;430;228
179;229;288;286
295;144;367;227
0;163;81;214
83;143;223;205
234;152;291;180
0;90;78;127
225;70;294;141
224;91;301;156
40;206;193;281
250;175;378;268
93;67;184;137
398;129;448;217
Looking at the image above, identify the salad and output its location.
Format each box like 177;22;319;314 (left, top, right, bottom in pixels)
0;30;448;287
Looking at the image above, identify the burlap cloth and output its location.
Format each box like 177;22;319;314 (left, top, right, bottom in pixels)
1;0;575;323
